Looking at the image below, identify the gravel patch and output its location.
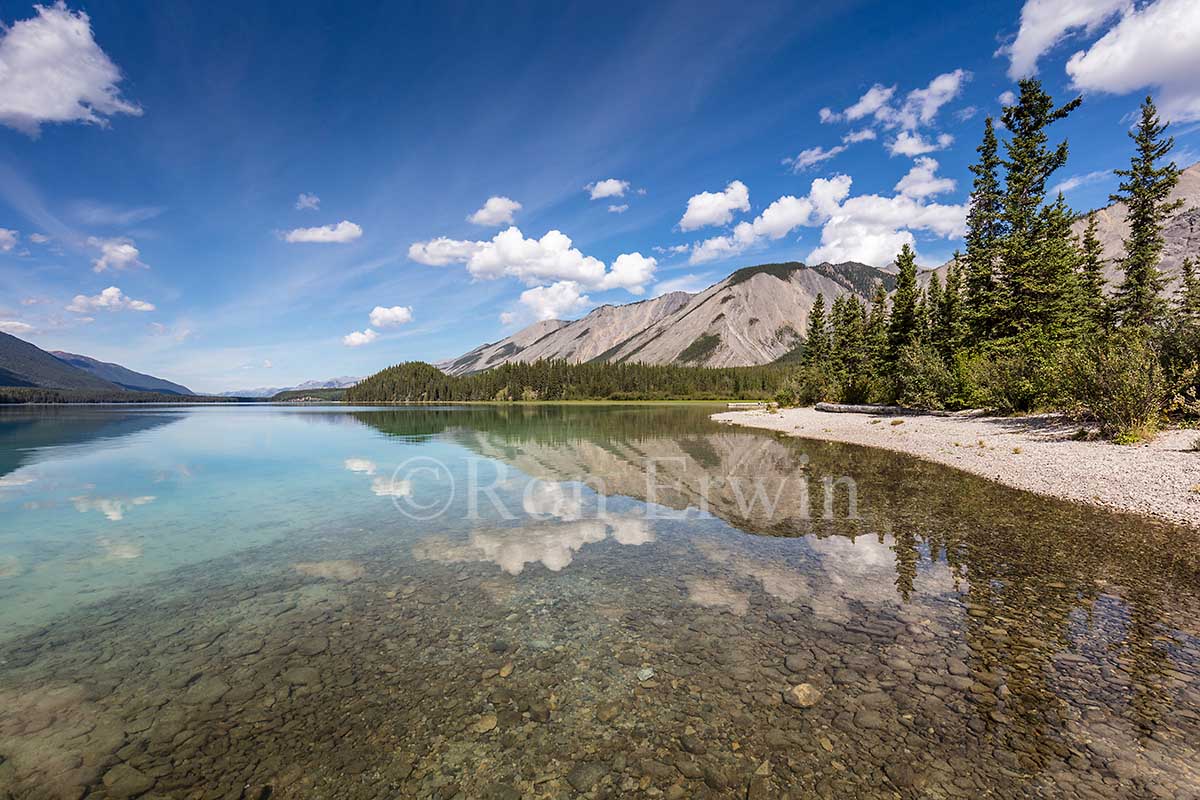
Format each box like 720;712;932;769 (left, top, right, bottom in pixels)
713;407;1200;528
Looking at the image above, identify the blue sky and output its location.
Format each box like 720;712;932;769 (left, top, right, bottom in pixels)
1;0;1198;392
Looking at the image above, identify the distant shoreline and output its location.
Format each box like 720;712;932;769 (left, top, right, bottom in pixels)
714;407;1200;529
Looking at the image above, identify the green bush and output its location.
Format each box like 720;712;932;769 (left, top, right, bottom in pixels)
973;341;1053;413
776;363;840;406
892;342;952;409
1057;329;1165;442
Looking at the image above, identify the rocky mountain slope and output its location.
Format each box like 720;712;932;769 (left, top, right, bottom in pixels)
217;376;361;398
1072;160;1200;291
51;351;193;395
441;261;894;374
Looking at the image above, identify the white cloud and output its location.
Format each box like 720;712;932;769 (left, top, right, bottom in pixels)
283;220;362;243
1050;169;1113;194
653;244;691;256
408;237;483;266
688;173;965;268
895;157;956;199
586;178;630;199
295;192;320;211
66;286;155;313
368;305;413;327
29;232;50;244
679;180;750;231
844;84;897;121
0;2;142;136
999;90;1017;106
818;107;839;124
149;321;192;342
601;253;657;294
842;128;877;143
468;195;522;226
408;226;656;293
342;328;377;347
1066;0;1200;122
371;477;411;497
899;69;970;127
607;204;629;214
955;106;979;122
86;236;147;272
785;145;847;172
1003;0;1130;79
0;228;16;251
516;281;591;321
887;131;954;157
0;320;34;335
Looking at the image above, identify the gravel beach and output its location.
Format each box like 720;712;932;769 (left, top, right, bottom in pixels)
713;407;1200;528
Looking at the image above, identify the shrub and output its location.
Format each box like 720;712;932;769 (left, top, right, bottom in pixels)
973;343;1051;413
776;363;840;406
1057;329;1165;442
892;342;952;409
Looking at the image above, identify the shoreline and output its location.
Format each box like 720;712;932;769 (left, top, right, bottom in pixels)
713;407;1200;529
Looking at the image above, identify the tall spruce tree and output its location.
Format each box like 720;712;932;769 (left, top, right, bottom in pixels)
1027;193;1085;343
803;293;830;365
1176;257;1200;327
934;257;966;361
1077;212;1109;330
925;273;943;343
998;79;1081;340
1112;95;1182;328
888;244;920;357
963;116;1004;343
866;281;890;371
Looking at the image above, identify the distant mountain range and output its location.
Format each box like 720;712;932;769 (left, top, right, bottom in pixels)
440;261;895;374
0;332;197;396
51;351;193;395
216;377;361;398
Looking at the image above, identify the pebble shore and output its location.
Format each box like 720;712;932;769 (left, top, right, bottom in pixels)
713;407;1200;528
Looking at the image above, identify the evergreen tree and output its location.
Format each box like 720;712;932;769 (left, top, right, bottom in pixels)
1077;212;1109;330
888;244;920;357
803;293;830;365
865;281;890;371
1176;257;1200;327
934;257;966;361
925;274;943;344
998;79;1081;339
963;116;1003;343
1112;95;1182;328
1027;193;1085;343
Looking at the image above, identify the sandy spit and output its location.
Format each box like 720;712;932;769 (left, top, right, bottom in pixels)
713;407;1200;529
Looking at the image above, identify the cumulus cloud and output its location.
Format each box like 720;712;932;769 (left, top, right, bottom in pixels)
601;253;657;294
0;229;16;251
785;145;847;172
516;281;591;321
653;244;691;256
29;233;50;244
408;226;657;294
86;236;147;272
368;305;413;327
999;90;1017;106
66;286;155;313
1065;0;1200;122
295;192;320;211
607;204;629;214
679;180;750;231
887;131;954;157
1003;0;1130;79
0;2;142;136
0;320;34;335
586;178;630;199
894;157;956;199
283;220;362;243
342;328;377;347
689;173;965;268
468;195;522;226
844;84;897;122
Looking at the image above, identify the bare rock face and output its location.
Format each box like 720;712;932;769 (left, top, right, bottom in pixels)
439;261;895;372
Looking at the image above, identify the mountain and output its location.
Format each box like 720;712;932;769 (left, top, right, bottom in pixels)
440;261;895;374
0;332;123;391
50;351;193;395
217;376;361;398
1071;160;1200;291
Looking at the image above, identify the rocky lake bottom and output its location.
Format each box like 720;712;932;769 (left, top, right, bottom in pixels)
1;404;1198;799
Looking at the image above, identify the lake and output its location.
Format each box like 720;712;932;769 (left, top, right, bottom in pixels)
1;404;1198;799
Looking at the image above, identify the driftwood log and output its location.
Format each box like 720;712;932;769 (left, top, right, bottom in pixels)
813;402;956;417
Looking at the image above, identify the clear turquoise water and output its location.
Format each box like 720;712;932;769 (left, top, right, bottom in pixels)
1;404;1199;799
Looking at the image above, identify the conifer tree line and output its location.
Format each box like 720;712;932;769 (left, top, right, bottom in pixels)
783;81;1199;441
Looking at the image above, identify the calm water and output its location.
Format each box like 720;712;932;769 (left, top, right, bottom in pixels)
1;404;1199;799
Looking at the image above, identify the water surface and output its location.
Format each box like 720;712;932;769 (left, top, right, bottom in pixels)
1;404;1198;799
